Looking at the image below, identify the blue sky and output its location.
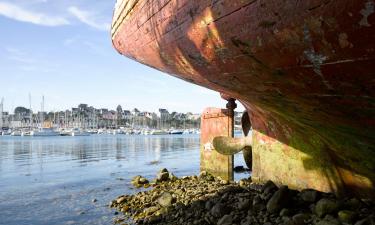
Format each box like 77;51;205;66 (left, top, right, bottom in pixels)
0;0;240;113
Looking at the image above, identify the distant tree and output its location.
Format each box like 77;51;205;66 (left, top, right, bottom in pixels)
14;106;30;115
116;105;123;113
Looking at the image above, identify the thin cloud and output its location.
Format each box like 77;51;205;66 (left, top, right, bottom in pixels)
68;6;110;31
0;2;69;26
4;46;60;73
5;47;35;63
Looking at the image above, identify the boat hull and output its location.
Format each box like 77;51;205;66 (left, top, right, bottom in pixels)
112;0;375;198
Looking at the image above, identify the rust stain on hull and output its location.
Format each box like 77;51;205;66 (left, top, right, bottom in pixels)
112;0;375;198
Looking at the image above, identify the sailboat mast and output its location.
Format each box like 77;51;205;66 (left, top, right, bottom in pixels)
29;93;33;128
0;97;4;129
40;95;45;128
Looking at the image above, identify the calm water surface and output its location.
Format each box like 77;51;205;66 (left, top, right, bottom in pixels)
0;134;248;225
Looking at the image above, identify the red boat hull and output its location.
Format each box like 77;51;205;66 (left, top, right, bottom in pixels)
112;0;375;198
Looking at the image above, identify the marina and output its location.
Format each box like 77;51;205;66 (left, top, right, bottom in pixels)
0;98;206;138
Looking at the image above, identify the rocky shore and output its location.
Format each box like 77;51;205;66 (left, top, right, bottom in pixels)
110;169;374;225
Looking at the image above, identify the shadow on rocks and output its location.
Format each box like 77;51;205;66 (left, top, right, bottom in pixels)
111;171;375;225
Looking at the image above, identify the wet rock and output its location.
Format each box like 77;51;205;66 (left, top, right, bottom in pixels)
168;173;178;181
210;203;230;218
262;180;278;195
267;185;289;213
338;210;356;223
139;177;149;184
116;196;127;204
156;169;170;182
157;192;173;208
131;175;149;187
315;198;339;218
300;189;319;203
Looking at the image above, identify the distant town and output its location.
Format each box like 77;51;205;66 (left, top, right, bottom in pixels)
0;98;245;136
0;99;243;136
0;101;201;130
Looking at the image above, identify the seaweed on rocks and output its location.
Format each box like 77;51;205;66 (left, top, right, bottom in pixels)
110;169;375;225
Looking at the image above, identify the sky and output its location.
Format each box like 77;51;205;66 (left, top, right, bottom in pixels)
0;0;243;114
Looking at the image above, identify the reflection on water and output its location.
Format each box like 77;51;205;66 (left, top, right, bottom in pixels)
0;135;247;225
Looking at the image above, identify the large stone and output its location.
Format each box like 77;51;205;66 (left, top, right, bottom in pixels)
131;175;149;187
262;180;278;195
266;186;289;213
210;203;230;218
300;189;319;203
315;198;339;218
157;192;173;207
155;168;170;182
139;177;149;184
159;168;168;173
157;172;170;182
131;175;141;184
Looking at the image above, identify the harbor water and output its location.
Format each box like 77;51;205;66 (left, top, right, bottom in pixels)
0;134;248;225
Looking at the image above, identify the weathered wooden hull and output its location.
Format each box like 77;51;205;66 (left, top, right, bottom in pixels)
112;0;375;198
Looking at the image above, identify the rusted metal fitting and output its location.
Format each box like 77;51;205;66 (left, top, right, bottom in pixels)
226;98;237;111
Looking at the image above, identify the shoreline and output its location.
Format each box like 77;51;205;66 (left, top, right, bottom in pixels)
110;169;374;225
